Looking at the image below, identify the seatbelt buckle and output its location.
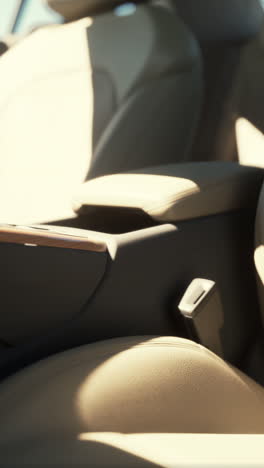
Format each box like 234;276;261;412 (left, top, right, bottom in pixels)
178;279;224;357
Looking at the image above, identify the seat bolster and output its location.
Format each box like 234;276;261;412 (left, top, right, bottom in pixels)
73;162;264;223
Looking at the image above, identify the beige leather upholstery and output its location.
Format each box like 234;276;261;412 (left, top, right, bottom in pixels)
1;336;264;466
0;3;201;225
74;162;264;222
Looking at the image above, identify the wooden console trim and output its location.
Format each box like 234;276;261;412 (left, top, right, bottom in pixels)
0;226;107;252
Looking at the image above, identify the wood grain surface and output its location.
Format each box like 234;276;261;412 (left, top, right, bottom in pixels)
0;225;107;252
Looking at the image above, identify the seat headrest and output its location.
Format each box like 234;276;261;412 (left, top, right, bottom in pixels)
46;0;144;20
175;0;264;42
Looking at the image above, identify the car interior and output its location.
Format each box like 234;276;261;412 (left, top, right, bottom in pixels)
1;0;264;466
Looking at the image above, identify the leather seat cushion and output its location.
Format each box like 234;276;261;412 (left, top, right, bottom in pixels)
1;336;264;466
1;336;264;445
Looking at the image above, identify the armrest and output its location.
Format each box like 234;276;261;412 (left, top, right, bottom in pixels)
73;162;264;223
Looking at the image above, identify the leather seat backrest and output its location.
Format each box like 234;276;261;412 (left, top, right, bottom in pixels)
233;23;264;168
0;0;202;224
174;0;264;164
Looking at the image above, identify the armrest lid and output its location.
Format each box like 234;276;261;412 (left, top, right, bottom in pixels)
74;162;264;223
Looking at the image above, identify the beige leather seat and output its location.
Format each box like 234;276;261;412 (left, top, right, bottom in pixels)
0;0;202;225
1;336;264;467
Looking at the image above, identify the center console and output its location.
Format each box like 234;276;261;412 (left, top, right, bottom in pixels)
0;162;263;378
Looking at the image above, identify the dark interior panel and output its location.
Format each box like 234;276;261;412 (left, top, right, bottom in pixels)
0;243;108;344
0;208;258;380
79;210;258;363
